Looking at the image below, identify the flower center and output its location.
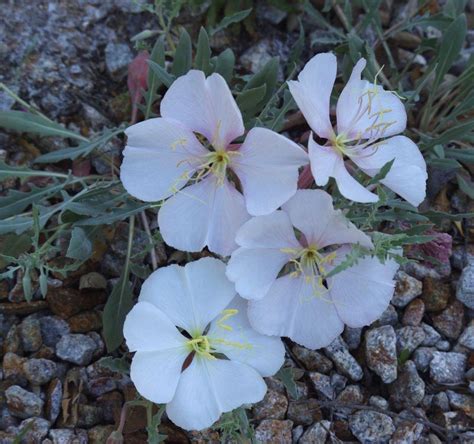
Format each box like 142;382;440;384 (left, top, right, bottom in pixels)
187;335;215;360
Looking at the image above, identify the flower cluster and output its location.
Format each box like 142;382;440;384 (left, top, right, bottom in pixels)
120;52;427;430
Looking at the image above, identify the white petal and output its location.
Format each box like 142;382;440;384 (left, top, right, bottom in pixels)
248;275;344;350
160;70;244;150
124;301;187;352
336;59;406;140
232;128;309;215
130;348;188;404
226;247;289;300
166;357;266;431
121;118;207;201
158;176;250;256
328;246;399;328
139;258;236;334
352;136;427;206
308;136;378;203
282;190;373;249
207;297;285;376
288;53;336;139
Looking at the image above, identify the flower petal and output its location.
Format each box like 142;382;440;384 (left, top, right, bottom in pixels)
352;136;427;206
336;58;406;140
308;136;378;203
121;118;207;201
232;128;309;215
160;70;244;150
328;246;399;328
130;347;188;404
288;53;336;139
282;189;373;249
158;176;250;256
124;301;187;352
207;297;285;376
139;258;236;334
248;275;344;350
166;357;266;431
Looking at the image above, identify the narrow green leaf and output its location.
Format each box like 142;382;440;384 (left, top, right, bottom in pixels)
457;174;474;199
148;60;175;88
97;356;130;375
445;147;474;164
426;120;474;147
75;202;151;226
275;367;298;399
35;128;124;163
0;234;31;268
367;159;395;185
209;8;252;36
195;27;211;74
171;29;192;77
236;84;267;112
0;111;87;141
213;49;235;83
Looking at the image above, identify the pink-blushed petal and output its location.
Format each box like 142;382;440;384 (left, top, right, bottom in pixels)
248;275;344;350
288;53;336;139
282;190;373;249
166;357;266;431
232;127;309;215
207;297;285;376
328;246;399;328
336;59;406;140
130;347;189;404
160;70;244;150
308;136;379;203
158;175;250;256
124;301;187;352
121;117;207;201
139;258;236;334
352;136;427;207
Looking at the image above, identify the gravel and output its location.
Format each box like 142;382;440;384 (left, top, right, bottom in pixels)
365;325;398;383
349;410;395;443
392;271;422;307
324;336;363;381
389;360;425;409
22;358;57;385
5;385;44;419
430;352;467;384
456;263;474;309
55;334;97;365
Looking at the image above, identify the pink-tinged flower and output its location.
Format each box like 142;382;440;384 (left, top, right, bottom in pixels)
121;70;308;256
226;190;399;349
124;258;285;431
288;53;427;206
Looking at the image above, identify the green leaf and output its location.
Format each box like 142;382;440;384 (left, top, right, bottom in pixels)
195;27;211;74
0;111;87;141
75;202;151;226
457;174;474;199
66;227;93;261
236;84;267;112
97;356;130;375
213;49;235;83
446;147;474;164
243;57;279;106
103;272;134;352
148;60;175;88
425;120;474;147
35;128;124;163
209;8;252;36
0;234;31;268
367;159;395;186
171;29;192;77
275;367;298;399
0;161;67;180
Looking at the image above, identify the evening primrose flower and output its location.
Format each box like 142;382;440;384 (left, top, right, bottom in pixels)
226;190;399;349
124;257;285;431
120;70;308;256
288;53;427;206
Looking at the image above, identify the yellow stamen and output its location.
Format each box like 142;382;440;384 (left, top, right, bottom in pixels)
186;336;216;360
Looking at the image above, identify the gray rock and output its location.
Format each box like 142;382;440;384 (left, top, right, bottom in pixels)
396;326;425;353
56;334;97;365
39;316;70;348
292;424;304;443
376;304;398;326
5;385;44;419
330;373;347;395
18;417;50;443
413;347;436;372
48;428;77;444
324;336;363;381
432;392;450;411
389;361;425;409
369;395;389;410
287;399;321;426
298;420;331;444
252;389;288;420
392;272;422;307
436;340;451;351
254;419;293;443
19;316;42;352
22;358;57;385
309;372;334;400
421;323;441;346
458;323;474;350
390;420;423;444
292;345;333;373
456;263;474;309
349;410;395;443
446;390;473;416
46;378;62;424
240;39;274;74
430;352;467;384
343;326;363;350
105;42;133;80
365;326;398;383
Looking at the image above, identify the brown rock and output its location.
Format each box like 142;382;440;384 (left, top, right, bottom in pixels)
68;310;102;333
3;325;22;354
292;345;333;373
88;425;115;444
2;352;26;380
45;378;63;423
19;316;42;352
287;399;322;425
402;299;425;326
432;301;465;339
47;287;106;319
254;419;293;443
252;389;288;420
0;300;48;315
422;278;450;311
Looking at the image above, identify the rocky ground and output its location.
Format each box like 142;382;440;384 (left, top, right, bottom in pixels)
1;0;473;443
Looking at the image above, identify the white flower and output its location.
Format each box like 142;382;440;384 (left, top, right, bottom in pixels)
226;190;399;349
288;53;427;206
124;257;285;431
120;70;308;256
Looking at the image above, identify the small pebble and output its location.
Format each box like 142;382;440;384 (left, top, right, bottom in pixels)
39;316;70;348
421;323;441;346
324;336;363;381
365;325;398;383
56;334;97;365
19;316;42;352
389;360;425;409
349;410;395;443
5;385;44;419
432;300;465;339
396;326;425;353
369;395;389;410
392;272;422;307
402;298;425;326
292;345;333;373
299;420;331;444
413;347;436;372
309;372;334;400
254;419;293;443
458;323;474;350
252;389;288;420
456;263;474;309
22;358;57;385
430;352;467;384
